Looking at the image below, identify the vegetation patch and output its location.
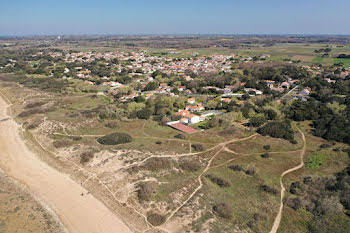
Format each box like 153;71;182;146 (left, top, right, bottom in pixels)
80;151;94;164
305;154;326;169
97;132;132;145
213;203;233;219
136;182;157;202
257;120;294;142
52;139;71;148
205;174;231;187
192;143;205;151
259;184;278;195
146;212;166;226
179;158;202;172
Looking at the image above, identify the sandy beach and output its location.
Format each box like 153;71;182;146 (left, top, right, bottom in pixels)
0;96;132;233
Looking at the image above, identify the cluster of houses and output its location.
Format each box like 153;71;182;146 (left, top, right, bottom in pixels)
54;50;236;76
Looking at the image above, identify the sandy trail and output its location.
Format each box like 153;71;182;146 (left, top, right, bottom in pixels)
269;126;306;233
0;96;132;233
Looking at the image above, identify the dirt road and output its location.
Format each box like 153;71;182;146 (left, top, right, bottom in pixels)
269;126;306;233
0;96;132;233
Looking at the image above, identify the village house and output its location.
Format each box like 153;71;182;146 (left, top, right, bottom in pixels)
186;104;205;112
187;97;196;104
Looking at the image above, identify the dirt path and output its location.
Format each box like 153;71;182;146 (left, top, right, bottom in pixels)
0;96;132;233
269;125;306;233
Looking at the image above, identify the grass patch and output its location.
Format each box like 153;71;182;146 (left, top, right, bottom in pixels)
305;154;326;169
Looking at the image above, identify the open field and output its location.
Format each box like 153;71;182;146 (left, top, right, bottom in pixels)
0;79;326;232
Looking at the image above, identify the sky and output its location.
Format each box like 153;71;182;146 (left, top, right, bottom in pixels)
1;0;349;36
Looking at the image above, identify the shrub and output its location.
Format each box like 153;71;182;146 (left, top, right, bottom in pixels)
320;143;332;149
245;167;256;176
179;159;202;172
260;184;278;195
146;212;166;226
142;158;171;171
80;151;94;164
70;136;82;141
137;182;156;202
26;117;42;129
205;174;231;187
213;203;232;219
174;133;186;139
97;132;132;145
53;139;71;148
105;121;120;128
261;153;270;158
192;143;205;152
25;101;45;109
285;197;302;210
228;164;243;171
218;126;237;136
263;145;271;150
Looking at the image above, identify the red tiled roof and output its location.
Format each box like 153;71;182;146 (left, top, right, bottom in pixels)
168;123;198;134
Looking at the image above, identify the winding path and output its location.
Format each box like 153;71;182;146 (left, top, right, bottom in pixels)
269;126;306;233
0;96;132;233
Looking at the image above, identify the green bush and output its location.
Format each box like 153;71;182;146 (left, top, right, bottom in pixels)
97;132;132;145
257;120;294;142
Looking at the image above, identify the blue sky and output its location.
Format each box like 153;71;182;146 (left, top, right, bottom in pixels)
1;0;349;35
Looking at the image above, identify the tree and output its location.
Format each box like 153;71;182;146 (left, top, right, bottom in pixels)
249;116;266;127
145;81;158;90
137;108;152;119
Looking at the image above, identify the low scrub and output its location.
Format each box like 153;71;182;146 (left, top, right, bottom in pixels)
192;143;205;152
97;132;132;145
213;203;232;219
179;158;202;172
205;174;231;187
218;126;237;136
260;184;278;195
80;151;94;164
137;182;157;202
53;139;71;148
25;101;45;109
146;212;166;226
261;153;270;158
174;133;186;139
105;121;120;128
228;164;243;171
141;158;171;171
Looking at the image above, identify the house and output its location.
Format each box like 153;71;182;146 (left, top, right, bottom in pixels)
201;110;224;118
271;87;285;93
300;88;311;96
184;89;192;95
264;80;275;88
244;88;263;95
167;122;198;134
187;97;195;104
186;105;205;112
178;86;186;91
176;109;190;116
183;114;200;124
281;82;290;89
324;78;336;83
103;81;123;88
221;98;232;104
